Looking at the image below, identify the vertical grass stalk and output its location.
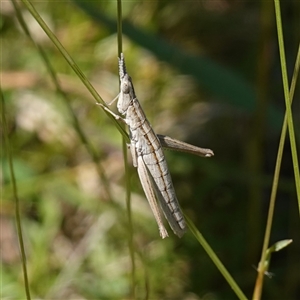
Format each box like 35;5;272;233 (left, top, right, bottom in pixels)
117;0;136;298
1;91;31;300
274;0;300;210
252;1;300;297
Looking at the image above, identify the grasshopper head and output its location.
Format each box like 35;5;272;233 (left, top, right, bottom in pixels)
117;73;135;114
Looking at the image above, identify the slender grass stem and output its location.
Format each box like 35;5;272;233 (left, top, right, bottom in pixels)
252;1;300;298
253;43;300;300
117;0;136;298
1;91;31;300
274;0;300;210
185;215;248;300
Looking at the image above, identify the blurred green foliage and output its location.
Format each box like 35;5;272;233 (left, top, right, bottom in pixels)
1;0;299;299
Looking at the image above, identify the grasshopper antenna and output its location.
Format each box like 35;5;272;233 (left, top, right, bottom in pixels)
119;53;126;79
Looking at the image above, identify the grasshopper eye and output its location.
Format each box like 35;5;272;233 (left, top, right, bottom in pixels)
121;81;130;94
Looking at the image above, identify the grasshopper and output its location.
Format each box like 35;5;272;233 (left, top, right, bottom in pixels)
99;53;213;238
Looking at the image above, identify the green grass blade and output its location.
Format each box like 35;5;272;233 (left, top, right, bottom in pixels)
185;215;248;300
274;0;300;212
252;3;300;299
117;0;136;297
1;91;31;300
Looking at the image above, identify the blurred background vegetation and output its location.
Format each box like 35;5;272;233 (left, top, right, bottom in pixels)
1;0;299;299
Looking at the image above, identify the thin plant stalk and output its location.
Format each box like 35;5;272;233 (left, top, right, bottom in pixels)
252;1;300;297
274;0;300;208
185;215;248;300
1;91;31;300
117;0;136;297
252;42;300;300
